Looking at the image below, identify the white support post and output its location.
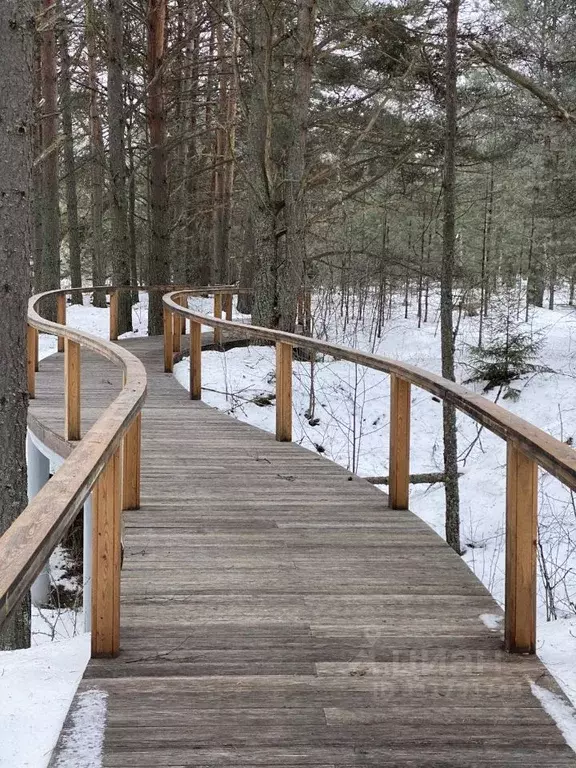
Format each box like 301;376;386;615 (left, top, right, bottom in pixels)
27;433;51;606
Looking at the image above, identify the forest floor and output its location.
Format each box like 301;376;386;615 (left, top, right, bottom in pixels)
3;288;576;766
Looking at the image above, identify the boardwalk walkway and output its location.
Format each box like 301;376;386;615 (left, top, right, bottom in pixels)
28;335;576;767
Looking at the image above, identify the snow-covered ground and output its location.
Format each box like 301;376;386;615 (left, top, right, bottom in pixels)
4;287;576;766
174;288;576;706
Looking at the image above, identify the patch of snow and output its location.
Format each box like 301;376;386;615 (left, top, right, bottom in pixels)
480;613;503;631
531;681;576;753
38;291;151;362
0;634;90;768
52;688;108;768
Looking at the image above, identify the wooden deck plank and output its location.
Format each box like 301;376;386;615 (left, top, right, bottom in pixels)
29;335;576;767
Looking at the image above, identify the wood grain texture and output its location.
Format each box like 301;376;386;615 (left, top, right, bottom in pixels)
276;341;292;442
64;338;81;441
122;413;141;511
505;442;538;653
57;293;66;352
110;290;119;341
30;333;576;768
190;320;202;400
213;292;222;345
389;374;410;510
163;305;173;372
172;298;182;354
92;447;122;657
224;292;233;320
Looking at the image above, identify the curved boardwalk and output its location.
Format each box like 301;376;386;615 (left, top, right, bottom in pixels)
29;336;576;767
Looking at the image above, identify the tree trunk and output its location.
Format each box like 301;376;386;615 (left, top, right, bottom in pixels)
212;6;238;284
126;82;139;294
58;1;82;303
441;0;461;555
40;0;61;318
249;0;283;328
86;0;106;307
280;0;317;332
32;40;43;294
147;0;170;334
0;0;33;650
108;0;132;333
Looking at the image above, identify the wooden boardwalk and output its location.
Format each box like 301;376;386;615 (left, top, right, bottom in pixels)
29;335;576;767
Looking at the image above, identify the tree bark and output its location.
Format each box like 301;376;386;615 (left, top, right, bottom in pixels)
0;0;33;650
108;0;132;332
249;0;283;328
40;0;61;318
441;0;461;554
58;1;82;303
86;0;106;306
280;0;317;331
32;40;43;293
147;0;170;334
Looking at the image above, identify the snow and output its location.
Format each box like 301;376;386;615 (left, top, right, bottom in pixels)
479;613;503;631
174;288;576;715
38;291;151;362
531;681;576;752
0;634;90;768
51;689;108;768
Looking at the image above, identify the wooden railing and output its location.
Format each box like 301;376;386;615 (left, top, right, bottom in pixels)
0;286;151;658
163;289;576;655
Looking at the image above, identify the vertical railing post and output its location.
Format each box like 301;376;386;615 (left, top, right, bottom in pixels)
65;338;81;441
27;325;37;399
163;305;173;372
110;290;119;341
505;442;537;654
389;374;410;509
224;293;233;321
57;293;66;352
91;447;122;657
190;320;202;400
180;295;187;335
123;413;141;510
276;341;292;442
173;304;182;355
214;293;222;346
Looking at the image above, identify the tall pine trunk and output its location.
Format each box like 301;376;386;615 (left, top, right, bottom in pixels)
108;0;132;333
40;0;61;318
0;0;33;650
441;0;461;554
147;0;170;334
280;0;317;331
58;2;82;303
86;0;106;306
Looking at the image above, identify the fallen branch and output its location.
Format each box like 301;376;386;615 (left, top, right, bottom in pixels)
364;472;462;486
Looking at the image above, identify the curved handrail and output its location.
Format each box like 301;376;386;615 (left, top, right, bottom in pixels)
164;287;576;655
164;290;576;490
0;287;147;631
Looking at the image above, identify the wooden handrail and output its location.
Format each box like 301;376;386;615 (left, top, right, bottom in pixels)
163;289;576;654
0;286;147;656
